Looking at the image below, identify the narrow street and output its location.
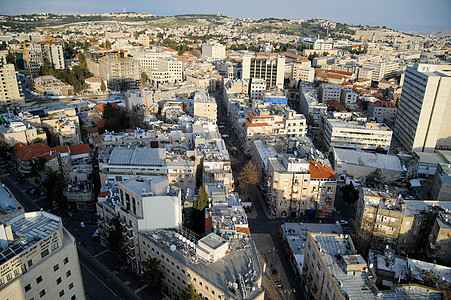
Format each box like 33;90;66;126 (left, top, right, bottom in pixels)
213;88;303;300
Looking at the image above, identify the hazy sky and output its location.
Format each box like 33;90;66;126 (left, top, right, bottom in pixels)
1;0;450;32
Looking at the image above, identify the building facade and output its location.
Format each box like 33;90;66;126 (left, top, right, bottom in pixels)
393;63;451;152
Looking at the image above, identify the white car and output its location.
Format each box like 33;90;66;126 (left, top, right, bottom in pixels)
338;220;348;225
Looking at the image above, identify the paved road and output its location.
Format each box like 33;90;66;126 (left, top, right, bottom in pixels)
0;161;150;300
214;89;304;300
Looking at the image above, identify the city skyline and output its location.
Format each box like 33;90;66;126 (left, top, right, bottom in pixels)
1;0;451;33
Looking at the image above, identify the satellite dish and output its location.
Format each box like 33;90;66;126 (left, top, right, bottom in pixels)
369;263;374;269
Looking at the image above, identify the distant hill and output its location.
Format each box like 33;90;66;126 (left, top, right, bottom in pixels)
411;29;451;38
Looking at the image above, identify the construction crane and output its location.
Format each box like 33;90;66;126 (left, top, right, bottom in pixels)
22;26;62;88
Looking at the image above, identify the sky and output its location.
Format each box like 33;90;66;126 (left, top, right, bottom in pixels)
1;0;450;33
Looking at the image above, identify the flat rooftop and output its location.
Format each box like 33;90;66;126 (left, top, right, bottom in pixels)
311;233;377;299
0;212;61;265
141;229;263;299
0;184;22;215
108;147;165;166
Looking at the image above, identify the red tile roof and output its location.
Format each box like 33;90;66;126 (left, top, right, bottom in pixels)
245;119;269;127
69;144;92;156
327;100;347;112
13;143;50;161
95;103;120;113
309;161;336;179
374;100;397;109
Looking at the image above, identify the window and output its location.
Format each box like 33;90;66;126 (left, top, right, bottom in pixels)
28;259;33;267
22;264;27;274
63;257;69;265
51;242;59;252
39;289;46;297
24;283;32;292
41;249;49;258
36;276;43;284
68;282;74;290
56;277;62;284
59;290;65;297
54;264;59;272
71;296;76;300
66;270;71;278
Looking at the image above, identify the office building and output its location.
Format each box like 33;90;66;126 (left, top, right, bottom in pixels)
242;54;285;89
0;211;85;300
393;63;451;152
321;117;393;152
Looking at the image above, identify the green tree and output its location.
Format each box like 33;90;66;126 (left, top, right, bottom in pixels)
238;162;259;194
141;257;163;290
100;80;106;92
6;52;15;66
141;72;148;83
103;102;129;132
32;137;43;144
366;169;385;186
0;140;12;161
193;184;208;211
375;146;388;154
29;156;47;178
107;217;126;262
181;284;199;300
340;182;359;205
42;169;69;209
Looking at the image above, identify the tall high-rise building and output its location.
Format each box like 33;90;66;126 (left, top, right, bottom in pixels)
394;63;451;152
0;211;85;300
0;53;25;106
242;54;285;89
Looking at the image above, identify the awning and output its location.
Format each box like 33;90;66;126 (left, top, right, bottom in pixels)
318;211;328;216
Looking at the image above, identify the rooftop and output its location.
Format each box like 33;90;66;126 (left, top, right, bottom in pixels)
310;233;377;299
141;229;263;299
108;147;165;166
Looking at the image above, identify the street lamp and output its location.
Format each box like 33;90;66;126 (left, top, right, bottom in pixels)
284;288;295;300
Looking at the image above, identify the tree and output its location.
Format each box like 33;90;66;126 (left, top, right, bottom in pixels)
6;51;15;66
32;137;43;144
238;162;259;193
107;217;126;262
340;182;359;205
29;156;47;178
100;80;106;92
193;184;208;211
366;169;385;186
42;169;69;209
181;284;199;300
375;145;388;154
0;140;12;161
141;257;163;290
141;72;148;83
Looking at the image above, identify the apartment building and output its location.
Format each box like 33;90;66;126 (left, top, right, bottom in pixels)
291;61;314;83
368;100;397;123
267;156;336;218
0;121;46;146
99;147;197;191
280;222;343;281
24;42;65;74
298;83;327;125
431;163;451;200
302;232;376;300
242;54;285;89
428;210;451;265
0;184;23;224
241;108;306;153
362;60;399;81
319;83;341;102
393;63;451;153
114;177;182;271
193;90;217;122
34;75;74;96
320;117;393;151
201;42;226;60
0;211;85;300
139;228;263;300
354;188;451;256
249;78;266;100
0;54;24;106
340;88;358;110
91;54;141;91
